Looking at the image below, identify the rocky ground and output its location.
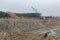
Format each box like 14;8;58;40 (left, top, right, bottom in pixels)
0;32;60;40
0;18;60;40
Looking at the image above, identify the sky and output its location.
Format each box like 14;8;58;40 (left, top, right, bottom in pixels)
0;0;60;16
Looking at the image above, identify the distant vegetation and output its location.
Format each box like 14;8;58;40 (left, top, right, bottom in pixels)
0;11;53;18
0;11;42;18
0;11;10;18
16;13;41;17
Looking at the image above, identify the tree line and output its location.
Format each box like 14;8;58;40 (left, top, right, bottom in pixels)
0;11;10;18
0;11;42;18
16;13;41;17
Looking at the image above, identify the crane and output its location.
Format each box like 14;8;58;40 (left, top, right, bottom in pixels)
31;6;38;13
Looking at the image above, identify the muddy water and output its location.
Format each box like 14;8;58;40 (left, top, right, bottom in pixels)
23;26;60;36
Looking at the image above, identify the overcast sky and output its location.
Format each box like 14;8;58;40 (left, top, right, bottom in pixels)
0;0;60;16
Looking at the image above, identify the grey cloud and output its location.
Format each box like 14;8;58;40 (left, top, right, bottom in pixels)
0;0;60;16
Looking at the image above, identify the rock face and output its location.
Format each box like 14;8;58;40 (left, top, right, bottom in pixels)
6;11;18;18
0;18;60;36
0;18;46;32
